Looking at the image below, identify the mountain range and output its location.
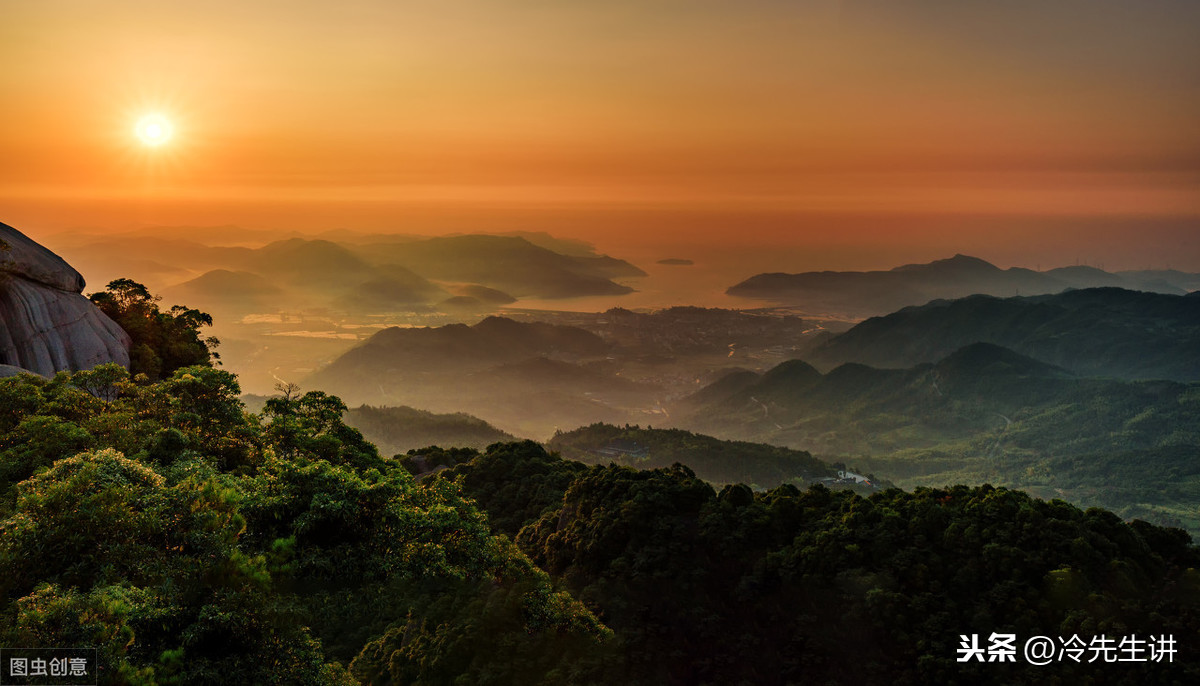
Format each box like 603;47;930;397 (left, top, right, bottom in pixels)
61;233;645;317
302;307;839;437
304;317;652;436
679;342;1200;530
806;287;1200;381
727;253;1200;317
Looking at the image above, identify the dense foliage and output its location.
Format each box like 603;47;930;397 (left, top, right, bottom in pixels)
4;358;1199;683
439;443;1200;685
0;366;607;684
423;442;588;538
88;279;218;380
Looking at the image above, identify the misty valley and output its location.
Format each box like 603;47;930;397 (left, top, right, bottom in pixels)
7;3;1200;683
47;224;1200;530
3;220;1199;684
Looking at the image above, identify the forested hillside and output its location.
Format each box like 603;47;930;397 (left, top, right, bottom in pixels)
682;343;1200;530
0;367;606;683
808;288;1200;381
548;423;846;489
431;442;1200;684
4;277;1199;684
4;366;1199;683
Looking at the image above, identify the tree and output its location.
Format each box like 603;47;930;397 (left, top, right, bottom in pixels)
261;388;385;472
89;279;218;380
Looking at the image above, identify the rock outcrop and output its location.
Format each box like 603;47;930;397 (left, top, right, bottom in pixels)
0;222;131;376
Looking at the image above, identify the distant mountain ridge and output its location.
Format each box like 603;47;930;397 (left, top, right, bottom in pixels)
548;423;840;488
679;342;1200;528
69;233;645;316
305;317;644;436
727;253;1199;317
305;306;834;437
344;234;644;299
808;287;1200;382
343;405;514;456
679;340;1169;451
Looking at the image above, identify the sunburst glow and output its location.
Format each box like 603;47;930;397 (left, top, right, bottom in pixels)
135;114;173;146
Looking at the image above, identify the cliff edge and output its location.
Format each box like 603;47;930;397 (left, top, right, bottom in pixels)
0;222;131;376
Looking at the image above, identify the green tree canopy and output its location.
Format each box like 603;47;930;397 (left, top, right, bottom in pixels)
89;279;218;380
0;367;609;683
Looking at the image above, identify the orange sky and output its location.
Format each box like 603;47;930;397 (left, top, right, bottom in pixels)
2;0;1198;268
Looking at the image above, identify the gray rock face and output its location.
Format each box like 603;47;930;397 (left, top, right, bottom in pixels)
0;363;34;379
0;224;86;292
1;222;131;376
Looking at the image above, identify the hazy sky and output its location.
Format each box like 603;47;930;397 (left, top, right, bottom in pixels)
3;0;1198;268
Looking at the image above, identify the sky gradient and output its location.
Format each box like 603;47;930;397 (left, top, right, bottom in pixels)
3;0;1198;269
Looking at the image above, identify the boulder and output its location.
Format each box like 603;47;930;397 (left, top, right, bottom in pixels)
0;364;34;379
0;223;85;292
0;222;131;376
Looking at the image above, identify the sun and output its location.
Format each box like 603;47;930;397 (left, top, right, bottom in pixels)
135;113;173;146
